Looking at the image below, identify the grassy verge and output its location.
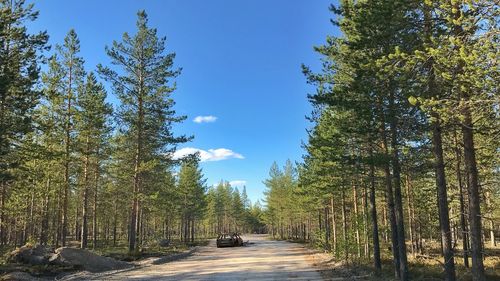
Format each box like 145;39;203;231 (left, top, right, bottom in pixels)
92;239;210;261
308;243;500;281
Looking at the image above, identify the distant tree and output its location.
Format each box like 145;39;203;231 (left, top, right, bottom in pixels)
241;186;251;210
231;188;244;231
177;159;206;243
75;72;112;248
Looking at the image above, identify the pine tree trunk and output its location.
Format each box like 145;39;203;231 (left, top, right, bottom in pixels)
331;196;337;256
341;190;348;262
129;92;143;252
28;188;35;243
383;204;388;243
325;206;330;251
485;192;495;248
23;204;28;245
81;137;90;248
0;4;10;247
405;174;414;256
138;207;143;247
369;158;382;271
40;177;50;245
388;89;409;281
0;181;5;245
423;5;456;278
75;198;80;242
451;4;485;279
92;160;99;250
378;99;400;278
62;60;73;247
191;218;195;243
56;183;62;247
113;202;118;247
184;215;189;244
432;114;456;281
362;184;369;258
352;180;361;258
461;103;485;281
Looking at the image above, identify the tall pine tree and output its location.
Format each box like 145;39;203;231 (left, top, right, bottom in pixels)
98;11;190;252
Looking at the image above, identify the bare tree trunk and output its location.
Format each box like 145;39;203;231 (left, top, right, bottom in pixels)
388;89;408;281
369;158;381;271
56;183;62;247
485;192;495;248
461;100;485;281
378;98;400;278
352;181;361;258
75;196;80;241
138;207;143;247
23;203;29;245
27;183;35;242
362;184;369;258
184;215;189;244
92;162;99;250
331;196;337;256
405;174;414;256
0;181;6;245
382;204;388;243
81;137;90;248
341;190;348;262
432;114;456;281
191;218;195;243
324;206;330;251
113;202;117;247
129;93;143;252
40;178;51;245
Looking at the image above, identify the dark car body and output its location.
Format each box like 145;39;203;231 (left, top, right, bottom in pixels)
216;233;243;248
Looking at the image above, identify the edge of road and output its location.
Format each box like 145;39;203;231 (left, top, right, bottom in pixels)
56;246;200;281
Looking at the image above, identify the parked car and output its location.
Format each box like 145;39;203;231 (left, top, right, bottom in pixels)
216;233;243;248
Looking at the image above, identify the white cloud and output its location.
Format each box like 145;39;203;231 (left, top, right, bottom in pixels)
193;115;217;123
173;147;244;162
229;180;247;187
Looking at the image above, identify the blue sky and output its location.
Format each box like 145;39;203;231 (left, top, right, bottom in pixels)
28;0;338;204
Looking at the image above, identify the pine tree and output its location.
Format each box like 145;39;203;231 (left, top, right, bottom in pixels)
177;159;206;243
75;72;112;248
42;29;85;246
231;188;244;232
241;186;250;210
0;0;48;243
98;10;189;252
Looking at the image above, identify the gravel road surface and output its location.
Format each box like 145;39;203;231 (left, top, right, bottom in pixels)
67;234;322;281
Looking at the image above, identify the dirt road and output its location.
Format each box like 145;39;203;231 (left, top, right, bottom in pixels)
65;234;322;280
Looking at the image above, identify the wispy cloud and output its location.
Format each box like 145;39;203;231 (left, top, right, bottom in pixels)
173;147;244;162
229;180;247;187
193;115;217;123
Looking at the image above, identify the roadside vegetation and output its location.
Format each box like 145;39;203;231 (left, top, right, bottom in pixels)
262;1;499;281
0;1;264;277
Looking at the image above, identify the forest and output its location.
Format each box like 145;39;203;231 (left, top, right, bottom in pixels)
0;0;264;259
0;0;499;281
263;1;499;281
